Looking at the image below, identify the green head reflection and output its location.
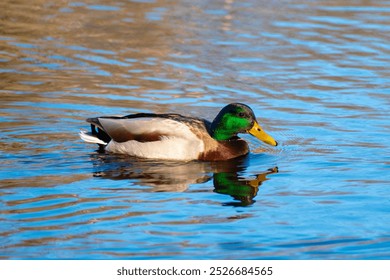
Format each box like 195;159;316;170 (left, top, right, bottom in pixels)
213;167;278;206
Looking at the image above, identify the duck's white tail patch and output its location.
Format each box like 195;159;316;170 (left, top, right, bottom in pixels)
79;129;107;145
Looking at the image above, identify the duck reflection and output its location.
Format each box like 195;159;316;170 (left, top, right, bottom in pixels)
213;167;278;206
89;153;278;206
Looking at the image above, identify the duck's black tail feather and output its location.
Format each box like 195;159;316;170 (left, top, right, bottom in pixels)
87;117;112;144
79;117;113;151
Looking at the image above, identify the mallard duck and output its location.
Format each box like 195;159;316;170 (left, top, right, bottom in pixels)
79;103;277;161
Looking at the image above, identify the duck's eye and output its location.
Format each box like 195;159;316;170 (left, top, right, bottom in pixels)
238;112;245;117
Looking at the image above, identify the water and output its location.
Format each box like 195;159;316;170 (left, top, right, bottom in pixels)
1;0;389;259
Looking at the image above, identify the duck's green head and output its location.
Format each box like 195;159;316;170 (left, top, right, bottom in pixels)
210;103;278;146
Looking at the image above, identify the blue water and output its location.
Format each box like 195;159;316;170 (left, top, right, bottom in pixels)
1;0;389;259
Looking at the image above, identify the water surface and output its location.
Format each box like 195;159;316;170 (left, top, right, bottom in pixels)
1;0;390;259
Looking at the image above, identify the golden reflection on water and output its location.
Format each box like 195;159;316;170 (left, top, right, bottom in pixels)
2;0;388;113
1;0;180;112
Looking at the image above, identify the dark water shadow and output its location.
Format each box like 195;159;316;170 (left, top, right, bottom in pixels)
88;152;278;206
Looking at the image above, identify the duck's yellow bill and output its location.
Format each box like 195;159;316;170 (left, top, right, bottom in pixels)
247;121;278;146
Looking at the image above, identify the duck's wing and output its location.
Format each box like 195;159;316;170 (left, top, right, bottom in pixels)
87;114;207;143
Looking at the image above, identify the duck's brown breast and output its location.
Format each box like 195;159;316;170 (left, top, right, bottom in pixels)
198;139;249;161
